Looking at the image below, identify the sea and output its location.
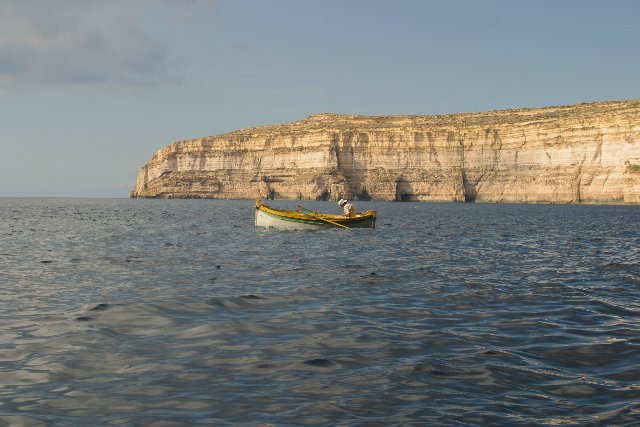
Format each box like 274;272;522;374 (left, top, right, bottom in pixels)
1;198;639;426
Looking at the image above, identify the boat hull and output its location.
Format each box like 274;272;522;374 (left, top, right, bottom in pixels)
255;200;376;230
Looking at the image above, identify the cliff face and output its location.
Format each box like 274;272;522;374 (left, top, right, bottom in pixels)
131;100;640;203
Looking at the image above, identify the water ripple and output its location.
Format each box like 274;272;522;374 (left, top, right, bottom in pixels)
0;199;639;425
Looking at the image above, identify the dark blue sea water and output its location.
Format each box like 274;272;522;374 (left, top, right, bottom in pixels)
1;198;639;426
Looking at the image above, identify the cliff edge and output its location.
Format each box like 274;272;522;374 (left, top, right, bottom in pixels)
131;100;640;203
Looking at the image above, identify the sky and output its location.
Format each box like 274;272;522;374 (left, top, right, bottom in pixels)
0;0;639;198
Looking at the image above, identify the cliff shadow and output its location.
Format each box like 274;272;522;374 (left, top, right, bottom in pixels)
333;131;372;201
395;179;415;201
462;171;477;202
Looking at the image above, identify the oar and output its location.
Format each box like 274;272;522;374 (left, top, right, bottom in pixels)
298;205;350;229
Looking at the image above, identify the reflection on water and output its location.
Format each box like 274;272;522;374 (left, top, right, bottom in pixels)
1;198;639;425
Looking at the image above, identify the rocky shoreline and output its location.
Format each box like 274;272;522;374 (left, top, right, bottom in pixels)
131;100;640;204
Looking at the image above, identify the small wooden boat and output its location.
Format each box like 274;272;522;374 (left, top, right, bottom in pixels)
255;199;376;230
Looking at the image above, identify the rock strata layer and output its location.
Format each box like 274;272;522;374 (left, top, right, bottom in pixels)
131;100;640;203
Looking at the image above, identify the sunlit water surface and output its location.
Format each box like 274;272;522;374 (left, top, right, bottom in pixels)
1;198;639;426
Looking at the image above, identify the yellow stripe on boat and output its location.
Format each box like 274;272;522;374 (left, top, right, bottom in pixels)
255;199;376;230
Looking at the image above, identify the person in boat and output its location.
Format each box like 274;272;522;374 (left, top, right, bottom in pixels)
338;199;355;217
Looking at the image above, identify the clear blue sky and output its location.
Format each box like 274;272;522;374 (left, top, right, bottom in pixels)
1;0;638;197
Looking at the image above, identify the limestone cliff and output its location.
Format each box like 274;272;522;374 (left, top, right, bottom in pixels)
131;100;640;203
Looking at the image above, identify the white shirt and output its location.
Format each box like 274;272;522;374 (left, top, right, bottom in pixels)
343;203;355;217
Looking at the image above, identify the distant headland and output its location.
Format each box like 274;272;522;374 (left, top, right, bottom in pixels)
131;100;640;204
